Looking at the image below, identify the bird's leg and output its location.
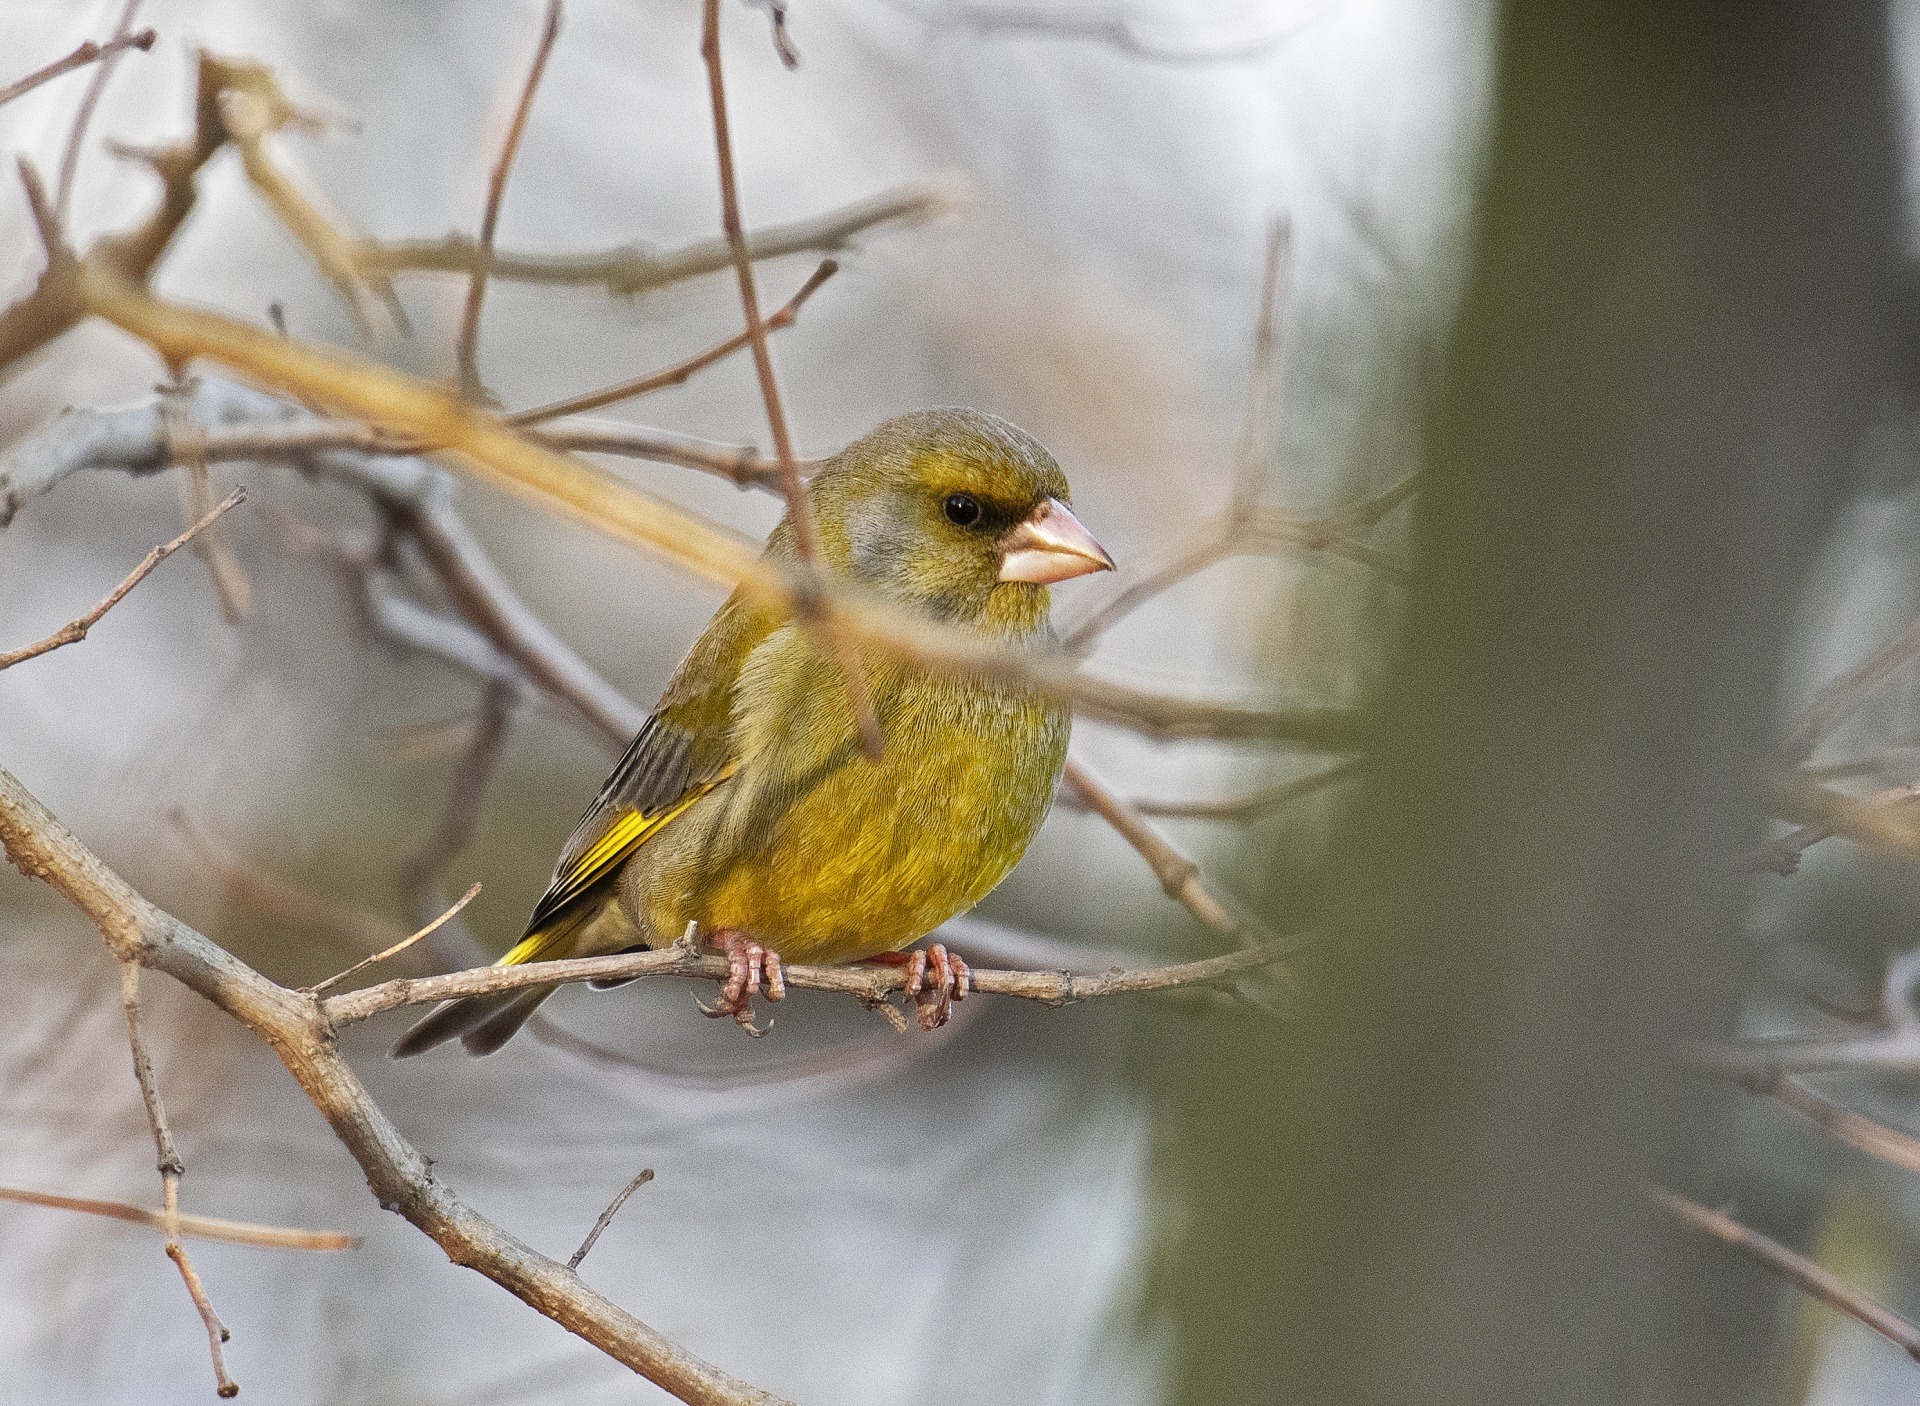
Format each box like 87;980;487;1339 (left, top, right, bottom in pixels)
866;943;969;1030
698;927;785;1036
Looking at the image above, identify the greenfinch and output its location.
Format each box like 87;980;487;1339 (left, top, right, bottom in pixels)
392;407;1112;1057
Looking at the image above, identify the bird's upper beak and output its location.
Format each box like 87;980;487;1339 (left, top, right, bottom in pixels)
997;498;1116;584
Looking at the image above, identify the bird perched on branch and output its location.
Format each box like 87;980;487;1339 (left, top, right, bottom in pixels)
393;407;1113;1057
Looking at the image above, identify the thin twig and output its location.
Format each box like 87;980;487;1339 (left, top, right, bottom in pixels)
161;381;252;622
1126;757;1362;821
459;0;562;401
0;27;156;109
1747;1071;1920;1175
352;177;958;292
0;485;244;671
396;678;519;926
702;0;885;761
1228;216;1290;519
0;1184;358;1250
569;1169;655;1271
54;0;144;226
121;961;239;1397
1785;610;1920;763
303;881;483;994
1649;1184;1920;1365
504;260;837;426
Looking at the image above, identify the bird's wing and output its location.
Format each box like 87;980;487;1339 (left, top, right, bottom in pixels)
499;590;777;967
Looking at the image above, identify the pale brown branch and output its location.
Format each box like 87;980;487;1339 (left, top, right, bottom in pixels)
1649;1184;1920;1365
569;1168;655;1271
0;485;244;671
702;0;884;762
303;881;482;995
0;1184;358;1251
122;960;239;1396
1127;757;1363;821
352;177;958;293
161;382;252;622
323;932;1289;1026
1749;1072;1920;1176
1228;216;1290;518
504;259;838;427
0;27;155;108
64;271;1360;748
459;0;563;400
0;765;791;1406
54;0;144;226
1785;610;1920;763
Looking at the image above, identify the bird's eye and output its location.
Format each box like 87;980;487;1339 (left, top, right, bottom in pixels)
943;493;982;527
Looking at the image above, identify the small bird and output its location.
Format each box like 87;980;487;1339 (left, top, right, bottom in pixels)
392;407;1113;1057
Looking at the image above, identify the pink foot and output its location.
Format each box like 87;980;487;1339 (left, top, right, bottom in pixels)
867;943;969;1031
699;928;785;1036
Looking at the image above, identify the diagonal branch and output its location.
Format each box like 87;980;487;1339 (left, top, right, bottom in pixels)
1649;1184;1920;1366
0;763;791;1406
0;485;244;671
0;27;156;109
458;0;563;400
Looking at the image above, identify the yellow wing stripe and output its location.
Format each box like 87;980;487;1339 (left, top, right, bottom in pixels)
496;767;734;968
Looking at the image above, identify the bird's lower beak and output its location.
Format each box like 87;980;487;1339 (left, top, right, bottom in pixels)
997;499;1116;584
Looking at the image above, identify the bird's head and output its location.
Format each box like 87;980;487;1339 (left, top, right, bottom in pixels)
798;407;1114;633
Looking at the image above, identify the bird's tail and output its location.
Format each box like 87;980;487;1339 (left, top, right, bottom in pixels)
389;912;586;1059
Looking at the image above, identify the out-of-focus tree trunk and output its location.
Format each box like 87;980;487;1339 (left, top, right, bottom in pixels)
1160;2;1906;1401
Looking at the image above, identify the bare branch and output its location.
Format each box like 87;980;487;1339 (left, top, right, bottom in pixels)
0;1184;358;1251
0;27;156;109
504;259;838;426
1063;758;1290;970
122;960;239;1397
161;380;252;622
459;0;563;400
1748;1071;1920;1175
352;177;960;293
31;288;1363;748
569;1168;655;1271
54;0;144;226
0;485;244;671
303;881;483;995
1126;757;1362;821
703;0;884;761
930;3;1323;65
321;923;1291;1027
0;764;793;1406
1785;609;1920;763
1648;1184;1920;1365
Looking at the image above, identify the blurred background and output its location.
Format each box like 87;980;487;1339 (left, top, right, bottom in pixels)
6;0;1920;1403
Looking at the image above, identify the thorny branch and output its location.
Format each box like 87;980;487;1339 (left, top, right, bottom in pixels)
0;484;244;671
1649;1185;1920;1366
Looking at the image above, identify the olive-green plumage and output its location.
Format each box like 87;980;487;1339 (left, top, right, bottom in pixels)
393;408;1098;1058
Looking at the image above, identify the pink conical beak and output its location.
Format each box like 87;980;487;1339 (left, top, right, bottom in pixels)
998;498;1115;584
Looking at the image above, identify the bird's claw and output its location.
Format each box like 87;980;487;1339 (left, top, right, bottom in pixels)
871;942;969;1030
698;929;784;1036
